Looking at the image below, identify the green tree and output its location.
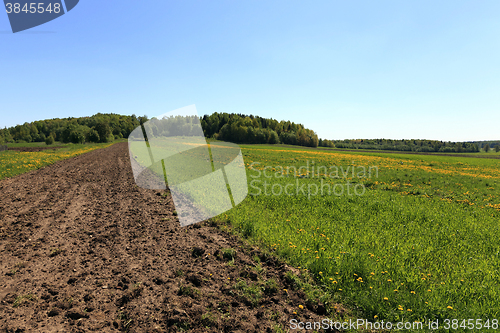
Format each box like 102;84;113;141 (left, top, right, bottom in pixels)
94;122;112;143
495;145;500;153
70;131;86;144
3;128;13;143
87;129;100;143
268;130;279;144
484;144;490;152
45;135;55;145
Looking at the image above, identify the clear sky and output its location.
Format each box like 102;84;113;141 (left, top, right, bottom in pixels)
1;0;499;141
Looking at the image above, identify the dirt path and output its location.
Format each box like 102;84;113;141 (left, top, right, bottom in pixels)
0;143;338;333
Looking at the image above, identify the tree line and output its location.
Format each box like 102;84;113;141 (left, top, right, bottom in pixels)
331;139;482;153
0;113;148;145
0;112;322;148
200;113;323;147
474;141;500;152
136;112;324;148
1;112;496;153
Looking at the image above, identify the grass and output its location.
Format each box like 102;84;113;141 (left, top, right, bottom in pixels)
217;144;500;325
49;248;63;257
229;275;280;308
0;141;116;180
257;143;500;158
221;248;237;261
178;284;200;298
232;279;264;307
117;311;134;331
13;294;37;308
201;311;217;327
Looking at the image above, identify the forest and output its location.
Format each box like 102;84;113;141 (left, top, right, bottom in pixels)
1;112;497;153
200;113;325;148
0;113;147;145
332;138;484;153
0;112;327;149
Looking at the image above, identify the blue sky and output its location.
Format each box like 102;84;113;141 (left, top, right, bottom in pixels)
1;0;499;141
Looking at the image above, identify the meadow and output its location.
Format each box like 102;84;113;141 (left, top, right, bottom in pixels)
220;144;500;325
0;141;116;181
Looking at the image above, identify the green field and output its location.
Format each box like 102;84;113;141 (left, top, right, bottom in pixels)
219;144;500;325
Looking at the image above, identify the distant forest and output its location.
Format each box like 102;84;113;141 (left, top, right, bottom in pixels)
332;139;500;153
0;112;327;148
1;112;497;153
0;113;148;145
474;140;500;152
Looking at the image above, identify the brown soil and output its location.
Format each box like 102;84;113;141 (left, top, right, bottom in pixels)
0;142;341;333
7;147;65;152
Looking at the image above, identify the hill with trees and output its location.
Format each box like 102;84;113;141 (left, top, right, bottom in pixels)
1;112;324;148
0;113;148;145
136;112;325;148
200;113;325;148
